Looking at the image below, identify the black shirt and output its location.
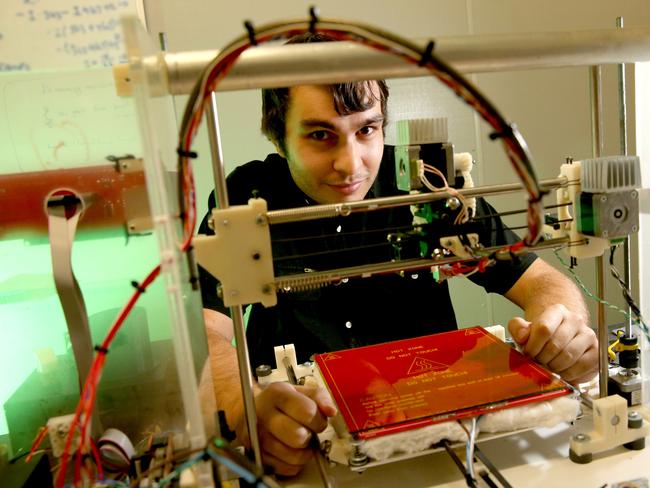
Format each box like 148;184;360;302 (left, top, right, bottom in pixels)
198;152;536;368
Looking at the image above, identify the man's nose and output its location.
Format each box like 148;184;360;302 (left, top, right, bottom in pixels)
333;140;362;176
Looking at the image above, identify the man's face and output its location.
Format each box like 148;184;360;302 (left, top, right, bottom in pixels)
280;84;385;204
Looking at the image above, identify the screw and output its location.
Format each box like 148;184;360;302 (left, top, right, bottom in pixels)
262;284;273;295
221;219;229;226
573;433;590;442
446;197;461;210
349;440;369;467
611;415;620;426
256;214;267;226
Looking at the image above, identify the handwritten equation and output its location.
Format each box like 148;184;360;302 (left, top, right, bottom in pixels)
1;0;136;71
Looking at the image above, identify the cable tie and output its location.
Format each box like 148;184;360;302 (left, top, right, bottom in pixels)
529;191;548;204
177;148;198;159
131;280;147;293
95;345;109;355
308;6;320;34
244;20;258;46
418;40;435;67
488;126;514;140
46;194;82;208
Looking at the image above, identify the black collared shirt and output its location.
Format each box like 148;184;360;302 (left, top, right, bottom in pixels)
198;152;536;368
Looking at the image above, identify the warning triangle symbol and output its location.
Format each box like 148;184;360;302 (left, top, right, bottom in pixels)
464;328;482;336
319;353;342;361
407;356;448;375
363;419;381;430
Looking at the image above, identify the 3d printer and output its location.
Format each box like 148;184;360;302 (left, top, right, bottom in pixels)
1;10;649;488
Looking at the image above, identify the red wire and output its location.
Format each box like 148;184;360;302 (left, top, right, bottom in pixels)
57;266;161;487
90;438;105;480
25;426;48;463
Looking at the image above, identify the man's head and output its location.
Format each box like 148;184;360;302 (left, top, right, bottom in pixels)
261;33;389;204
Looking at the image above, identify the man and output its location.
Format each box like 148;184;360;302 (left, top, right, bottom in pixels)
198;35;597;477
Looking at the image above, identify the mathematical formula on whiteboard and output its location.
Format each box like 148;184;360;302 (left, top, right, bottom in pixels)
0;0;139;71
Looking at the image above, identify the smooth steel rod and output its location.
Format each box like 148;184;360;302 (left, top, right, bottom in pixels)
616;17;634;338
590;64;608;398
205;93;262;467
206;93;230;209
266;176;567;226
153;28;650;95
274;237;572;292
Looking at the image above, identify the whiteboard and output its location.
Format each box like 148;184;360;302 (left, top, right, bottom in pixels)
0;0;139;71
0;68;141;174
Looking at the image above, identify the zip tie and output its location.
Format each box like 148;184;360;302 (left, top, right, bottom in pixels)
309;6;320;34
131;280;147;293
418;40;435;67
244;20;258;46
177;148;198;159
488;126;514;140
94;345;109;355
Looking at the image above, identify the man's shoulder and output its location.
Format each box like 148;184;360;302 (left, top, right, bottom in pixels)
226;153;293;206
229;153;286;179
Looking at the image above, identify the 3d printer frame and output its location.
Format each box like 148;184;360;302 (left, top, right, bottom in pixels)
121;13;650;483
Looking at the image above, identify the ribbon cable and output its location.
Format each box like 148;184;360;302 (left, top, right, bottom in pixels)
46;194;99;433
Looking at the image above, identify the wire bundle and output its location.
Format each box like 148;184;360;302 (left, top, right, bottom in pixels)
419;161;469;225
54;265;161;487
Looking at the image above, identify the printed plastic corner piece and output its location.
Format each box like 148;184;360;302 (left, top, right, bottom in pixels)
193;198;276;307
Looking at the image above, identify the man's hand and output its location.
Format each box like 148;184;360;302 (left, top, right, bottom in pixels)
236;382;337;477
508;303;598;384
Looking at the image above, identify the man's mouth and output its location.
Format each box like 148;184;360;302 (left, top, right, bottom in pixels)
328;181;364;194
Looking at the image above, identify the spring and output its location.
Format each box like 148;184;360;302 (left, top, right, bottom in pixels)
275;275;333;293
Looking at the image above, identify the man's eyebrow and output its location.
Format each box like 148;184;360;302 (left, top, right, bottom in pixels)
300;114;385;130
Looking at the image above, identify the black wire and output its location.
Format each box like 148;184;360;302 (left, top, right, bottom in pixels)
609;245;643;319
273;240;394;263
271;221;416;245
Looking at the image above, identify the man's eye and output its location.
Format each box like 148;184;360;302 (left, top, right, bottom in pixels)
359;126;377;136
308;130;332;141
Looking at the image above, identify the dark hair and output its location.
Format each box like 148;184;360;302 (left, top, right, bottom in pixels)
261;32;389;154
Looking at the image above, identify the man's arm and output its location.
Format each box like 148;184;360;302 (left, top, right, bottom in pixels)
200;308;337;476
504;258;598;384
